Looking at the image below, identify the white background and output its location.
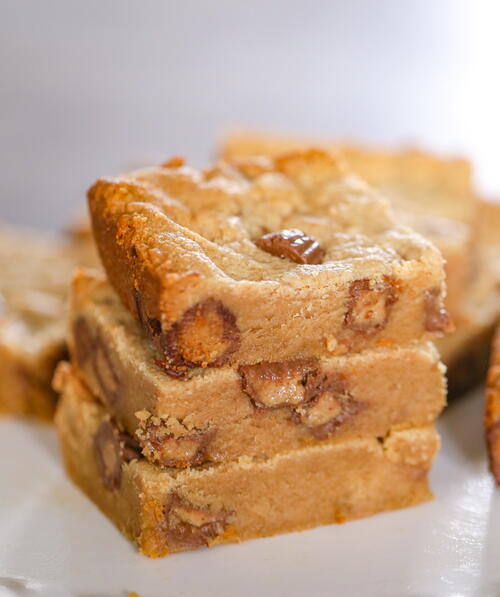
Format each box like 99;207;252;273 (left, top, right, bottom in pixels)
1;0;499;229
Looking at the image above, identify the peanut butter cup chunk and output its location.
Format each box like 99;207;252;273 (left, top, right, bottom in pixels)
299;370;360;439
136;415;215;467
164;493;230;549
160;298;240;375
240;358;361;439
239;360;315;408
255;229;325;264
344;277;399;335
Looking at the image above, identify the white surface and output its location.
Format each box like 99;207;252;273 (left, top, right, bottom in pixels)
0;389;498;597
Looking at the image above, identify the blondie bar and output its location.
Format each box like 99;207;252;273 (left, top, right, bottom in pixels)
68;270;446;467
221;131;477;322
55;367;439;557
88;151;450;376
486;327;500;485
0;225;79;418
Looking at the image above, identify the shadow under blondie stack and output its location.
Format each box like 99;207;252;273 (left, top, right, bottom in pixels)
55;150;449;557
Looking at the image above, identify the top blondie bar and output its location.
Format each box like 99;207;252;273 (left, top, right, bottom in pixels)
88;150;450;376
222;132;477;323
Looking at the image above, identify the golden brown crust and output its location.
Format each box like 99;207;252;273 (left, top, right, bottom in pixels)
486;327;500;484
88;151;448;368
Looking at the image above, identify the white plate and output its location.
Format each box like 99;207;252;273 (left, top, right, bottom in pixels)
0;388;498;597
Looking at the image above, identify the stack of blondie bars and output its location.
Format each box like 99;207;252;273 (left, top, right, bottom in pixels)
55;150;450;557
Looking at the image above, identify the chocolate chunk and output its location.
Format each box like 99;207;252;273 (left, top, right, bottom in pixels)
344;277;398;335
239;360;315;408
423;287;451;333
164;493;230;549
159;298;240;377
94;420;140;491
137;419;215;467
255;229;325;265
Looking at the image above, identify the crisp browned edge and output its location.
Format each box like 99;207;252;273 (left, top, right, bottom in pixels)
88;180;165;325
87;180;171;355
88;180;241;376
486;327;500;485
